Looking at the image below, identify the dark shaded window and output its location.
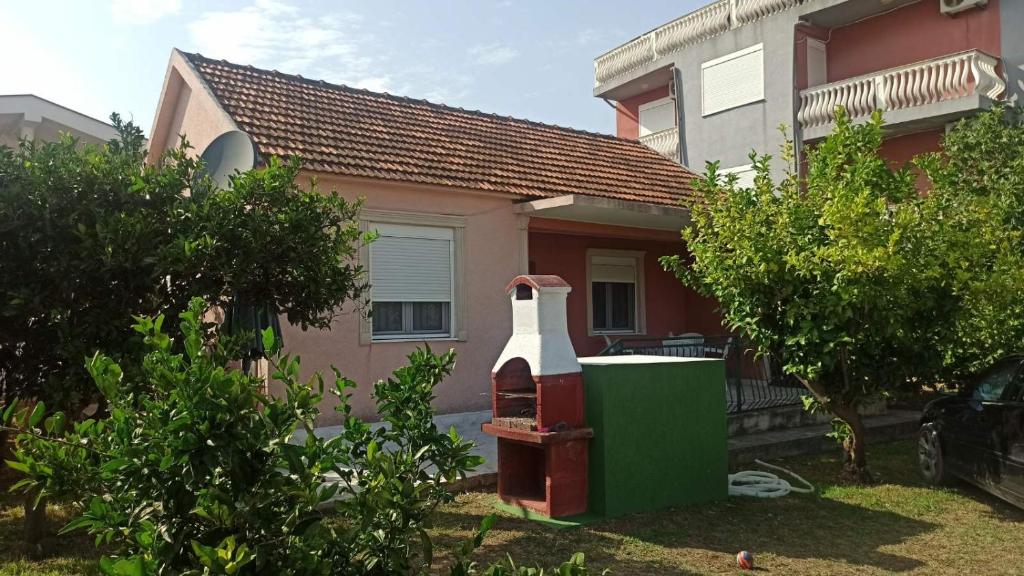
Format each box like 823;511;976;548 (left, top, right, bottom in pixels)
972;358;1022;402
373;302;450;337
592;282;635;332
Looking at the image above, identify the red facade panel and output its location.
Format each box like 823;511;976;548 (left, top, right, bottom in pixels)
615;85;671;140
826;0;1001;83
528;226;722;356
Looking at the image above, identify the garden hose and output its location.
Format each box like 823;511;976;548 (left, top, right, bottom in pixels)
728;459;815;498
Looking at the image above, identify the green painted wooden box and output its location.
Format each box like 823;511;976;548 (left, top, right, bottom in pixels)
577;356;727;517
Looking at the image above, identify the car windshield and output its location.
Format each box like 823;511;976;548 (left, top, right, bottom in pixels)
972;359;1020;402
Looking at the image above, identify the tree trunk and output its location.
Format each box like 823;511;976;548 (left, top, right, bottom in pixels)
832;404;873;484
23;492;47;558
796;376;874;484
0;427;10;462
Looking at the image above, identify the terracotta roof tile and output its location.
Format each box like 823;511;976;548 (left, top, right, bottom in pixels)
182;52;697;206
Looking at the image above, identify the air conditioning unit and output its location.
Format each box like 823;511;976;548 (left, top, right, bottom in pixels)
940;0;987;15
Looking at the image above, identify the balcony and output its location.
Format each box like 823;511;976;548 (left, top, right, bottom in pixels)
798;50;1005;141
594;0;800;96
639;127;680;161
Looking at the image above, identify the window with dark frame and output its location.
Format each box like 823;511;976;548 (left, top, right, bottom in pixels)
588;252;642;335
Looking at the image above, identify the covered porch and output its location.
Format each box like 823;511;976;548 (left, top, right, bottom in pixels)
513;194;721;357
514;194;804;414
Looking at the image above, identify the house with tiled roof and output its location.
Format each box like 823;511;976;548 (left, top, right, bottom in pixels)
148;49;722;423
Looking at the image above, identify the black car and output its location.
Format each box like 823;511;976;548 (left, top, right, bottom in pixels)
919;354;1024;508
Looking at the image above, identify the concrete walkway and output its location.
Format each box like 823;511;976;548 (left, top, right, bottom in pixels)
296;410;497;487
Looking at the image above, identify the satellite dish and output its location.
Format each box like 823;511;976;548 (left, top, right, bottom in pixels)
198;130;257;189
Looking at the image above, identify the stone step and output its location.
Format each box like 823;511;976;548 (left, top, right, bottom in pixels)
727;409;921;467
727;398;887;437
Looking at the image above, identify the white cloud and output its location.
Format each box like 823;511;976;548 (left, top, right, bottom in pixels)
0;17;109;122
467;43;519;66
110;0;181;25
187;0;393;92
186;0;483;107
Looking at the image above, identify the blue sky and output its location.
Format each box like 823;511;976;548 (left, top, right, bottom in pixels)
0;0;702;135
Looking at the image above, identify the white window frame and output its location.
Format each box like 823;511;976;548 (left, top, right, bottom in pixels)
359;210;467;344
701;43;765;116
586;249;646;336
638;96;677;137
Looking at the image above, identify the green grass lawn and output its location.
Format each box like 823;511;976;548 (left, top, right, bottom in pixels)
3;439;1023;575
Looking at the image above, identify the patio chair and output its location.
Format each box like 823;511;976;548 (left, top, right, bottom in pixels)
661;332;705;358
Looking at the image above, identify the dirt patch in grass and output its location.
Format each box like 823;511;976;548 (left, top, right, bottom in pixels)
2;440;1023;575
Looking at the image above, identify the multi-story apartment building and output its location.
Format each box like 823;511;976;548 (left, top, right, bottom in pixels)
594;0;1024;183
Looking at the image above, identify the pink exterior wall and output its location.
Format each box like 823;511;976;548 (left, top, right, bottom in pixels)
615;85;670;140
147;51;721;425
147;57;526;424
276;175;524;424
147;52;237;164
826;0;1001;83
527;220;722;357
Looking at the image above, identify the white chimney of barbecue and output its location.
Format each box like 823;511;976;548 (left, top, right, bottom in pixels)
493;275;581;377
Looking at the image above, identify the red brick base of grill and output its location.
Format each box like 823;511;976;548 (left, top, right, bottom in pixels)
486;424;592;518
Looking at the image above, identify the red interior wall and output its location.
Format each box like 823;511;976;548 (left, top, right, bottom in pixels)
880;128;944;190
826;0;1001;83
615;85;671;140
528;226;723;357
880;129;943;167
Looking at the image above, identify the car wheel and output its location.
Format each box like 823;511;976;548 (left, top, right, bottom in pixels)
919;422;952;485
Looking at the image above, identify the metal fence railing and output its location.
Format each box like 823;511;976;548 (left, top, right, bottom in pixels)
598;334;804;413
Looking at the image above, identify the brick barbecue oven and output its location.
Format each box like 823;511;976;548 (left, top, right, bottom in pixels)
482;275;593;518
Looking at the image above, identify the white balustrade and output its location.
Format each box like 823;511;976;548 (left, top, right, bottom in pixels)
594;32;657;85
595;0;800;87
733;0;800;25
655;1;731;56
798;50;1005;130
639;127;680;160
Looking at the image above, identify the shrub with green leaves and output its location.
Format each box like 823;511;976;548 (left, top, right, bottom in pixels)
0;117;367;422
4;298;485;574
916;105;1024;381
663;111;946;482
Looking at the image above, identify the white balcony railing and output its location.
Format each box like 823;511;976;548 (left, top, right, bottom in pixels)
594;0;801;87
798;49;1005;132
639;127;680;161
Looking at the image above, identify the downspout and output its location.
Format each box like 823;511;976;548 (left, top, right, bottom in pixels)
672;66;689;167
793;19;807;176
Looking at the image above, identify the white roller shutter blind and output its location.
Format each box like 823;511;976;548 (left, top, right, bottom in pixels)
639;98;676;136
721;164;756;188
591;255;637;284
370;224;453;302
702;43;764;116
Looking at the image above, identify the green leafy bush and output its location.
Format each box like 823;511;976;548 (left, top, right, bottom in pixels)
0;117;367;420
916;105;1024;381
4;298;484;574
663;112;943;482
